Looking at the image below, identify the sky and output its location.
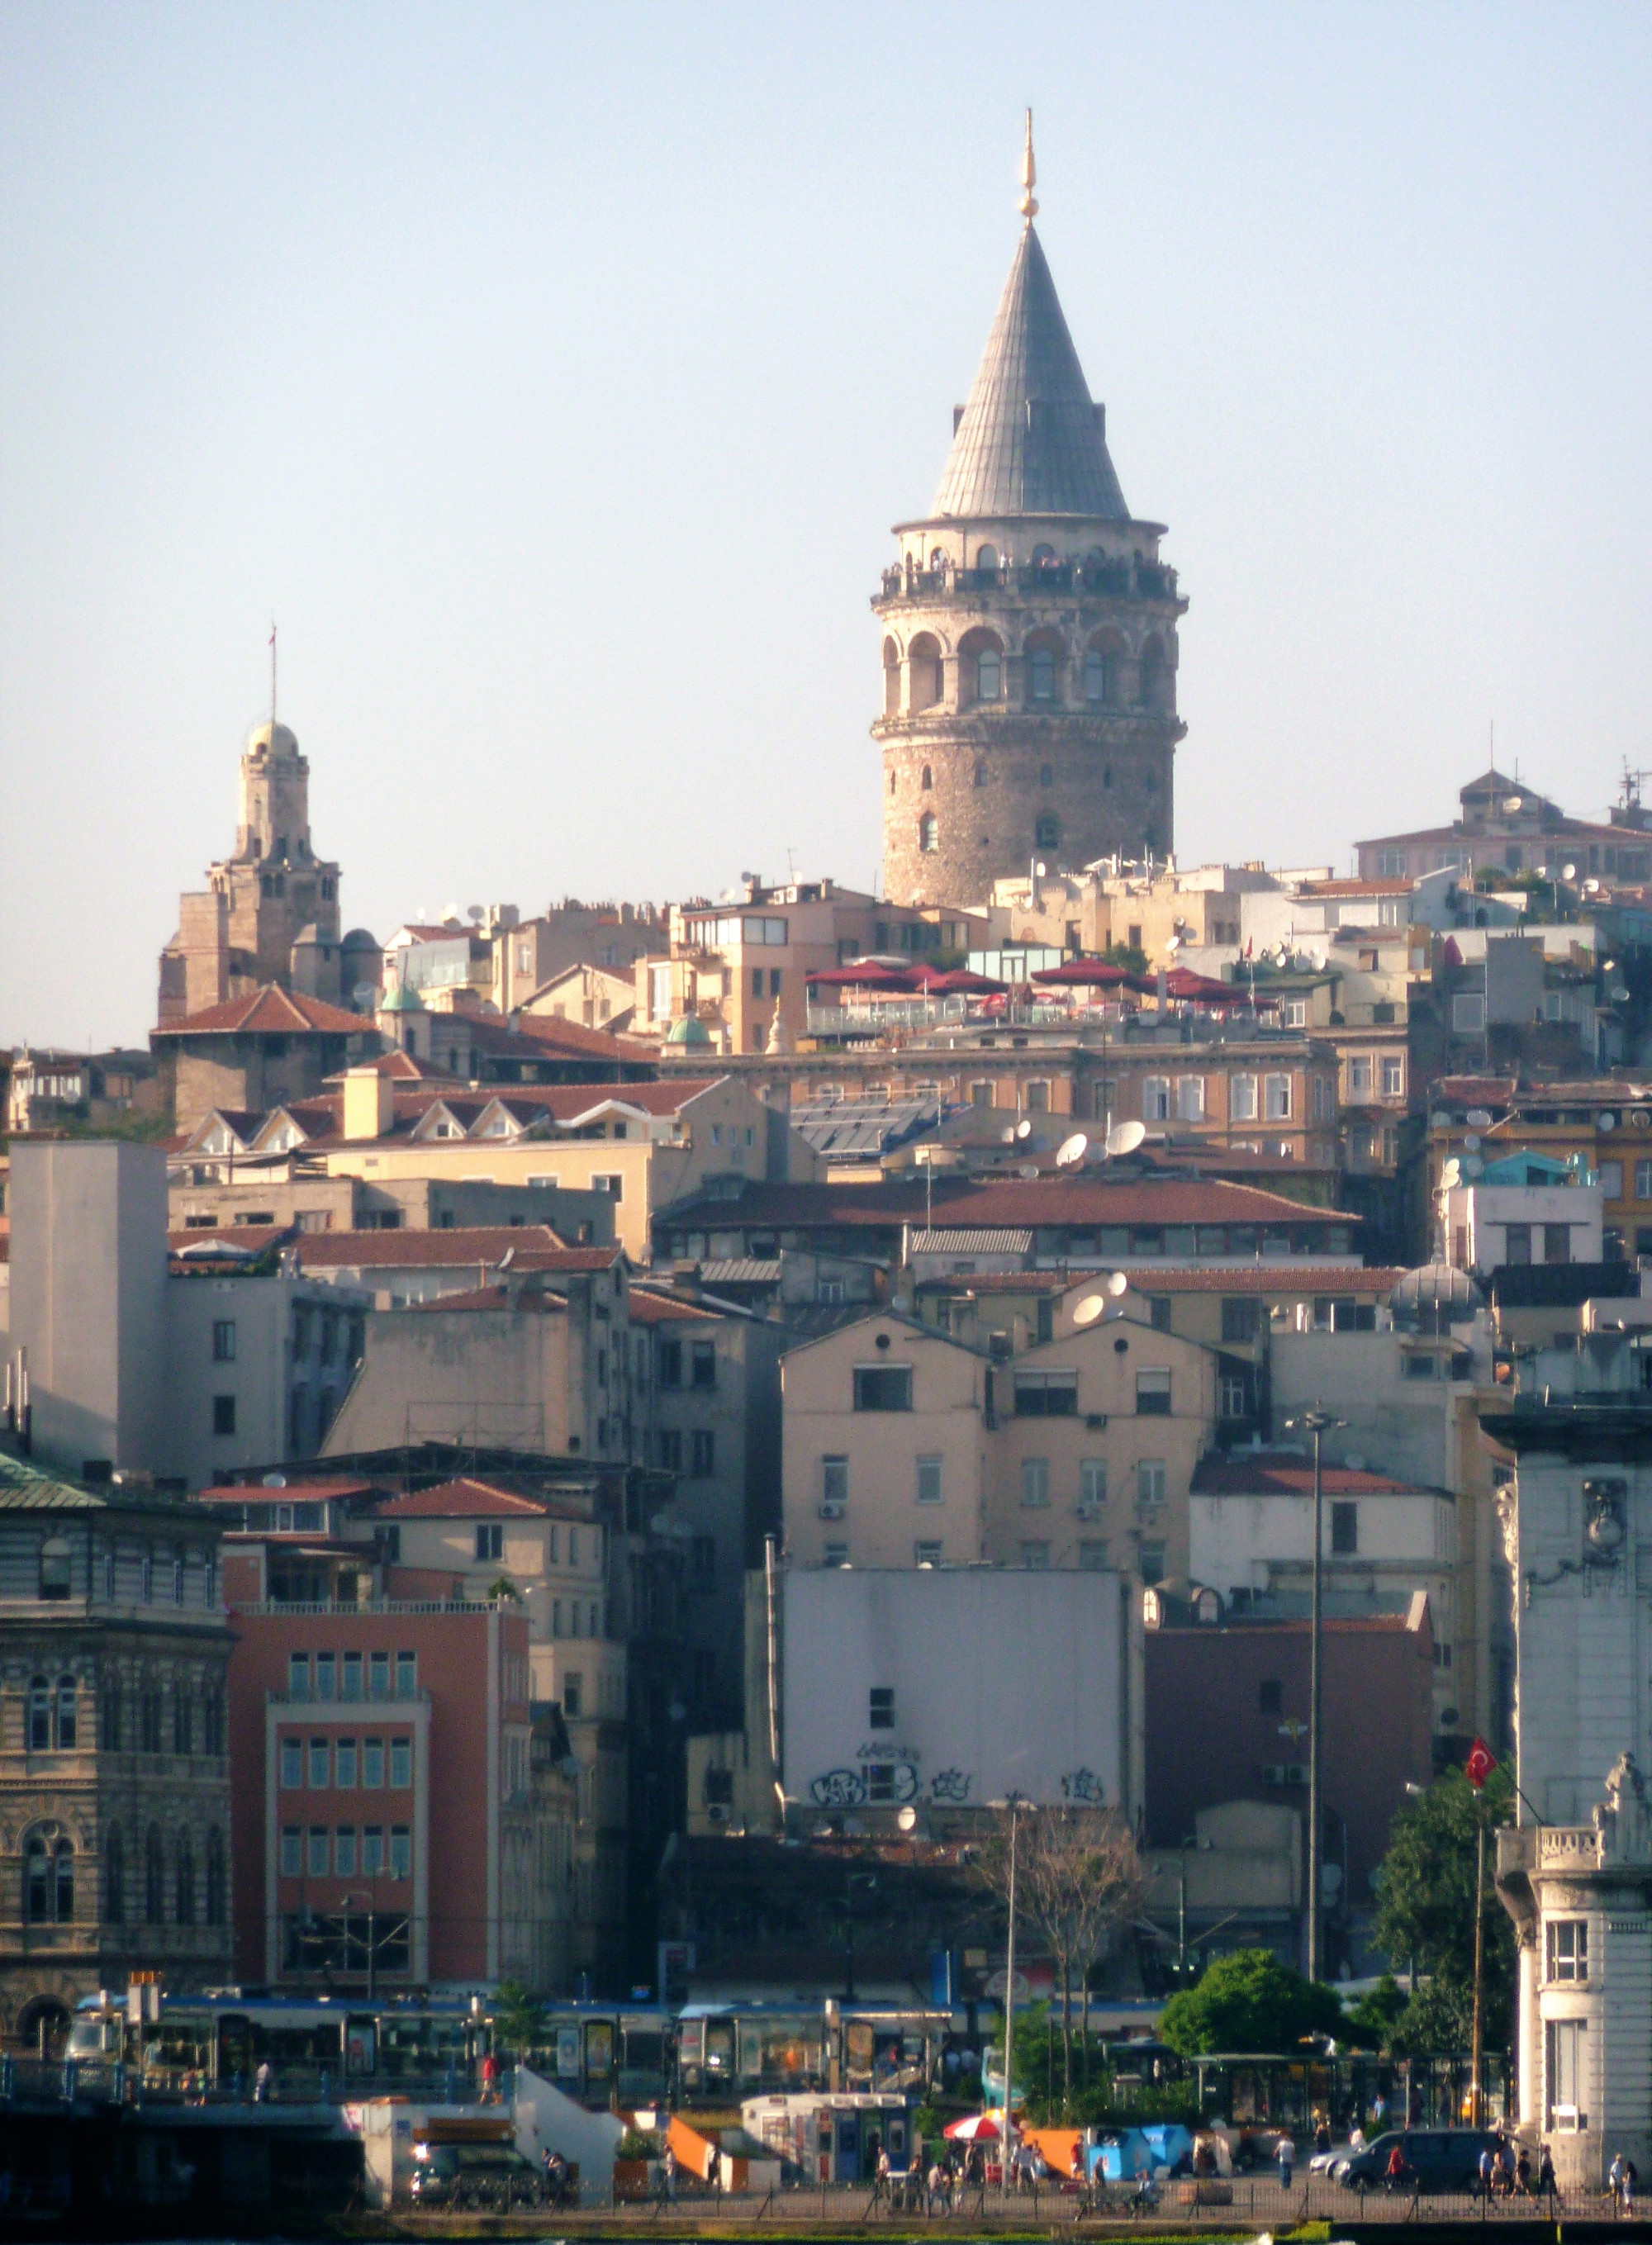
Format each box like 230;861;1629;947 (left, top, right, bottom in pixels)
3;2;1650;1048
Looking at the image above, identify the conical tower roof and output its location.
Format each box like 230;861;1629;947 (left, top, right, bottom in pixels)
931;222;1128;521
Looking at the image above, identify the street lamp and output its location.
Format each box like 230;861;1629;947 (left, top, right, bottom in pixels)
987;1795;1026;2202
1284;1405;1346;1982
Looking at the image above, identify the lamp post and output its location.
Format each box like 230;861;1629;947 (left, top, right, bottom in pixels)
988;1795;1025;2202
1284;1406;1346;1982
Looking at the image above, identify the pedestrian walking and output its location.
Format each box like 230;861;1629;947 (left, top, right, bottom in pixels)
1478;2145;1495;2198
254;2059;273;2104
1275;2134;1294;2193
1517;2145;1532;2195
1540;2143;1557;2205
927;2157;946;2215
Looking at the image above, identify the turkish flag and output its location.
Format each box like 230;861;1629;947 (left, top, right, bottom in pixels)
1465;1738;1497;1790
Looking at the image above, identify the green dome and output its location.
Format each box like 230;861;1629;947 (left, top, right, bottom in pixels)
381;982;425;1013
665;1013;713;1047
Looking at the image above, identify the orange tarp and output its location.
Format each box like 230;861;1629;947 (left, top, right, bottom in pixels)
667;2114;719;2181
1024;2127;1081;2176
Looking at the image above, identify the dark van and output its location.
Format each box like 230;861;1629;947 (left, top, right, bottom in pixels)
1341;2130;1502;2194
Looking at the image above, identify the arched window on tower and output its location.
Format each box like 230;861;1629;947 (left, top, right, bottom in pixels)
1085;650;1106;703
921;766;933;791
25;1830;73;1925
975;543;999;580
919;814;939;855
1023;629;1066;709
882;638;900;719
1036;814;1062;852
907;634;943;714
974;763;988;789
1039;764;1053;789
57;1675;77;1750
889;768;897;795
961;628;1004;706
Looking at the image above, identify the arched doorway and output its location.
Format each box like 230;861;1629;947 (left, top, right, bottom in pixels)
17;1996;71;2058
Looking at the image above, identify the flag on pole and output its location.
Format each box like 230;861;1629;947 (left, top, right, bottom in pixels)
1465;1737;1497;1789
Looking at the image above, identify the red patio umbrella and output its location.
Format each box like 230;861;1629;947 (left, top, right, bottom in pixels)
944;2112;1004;2142
1031;956;1151;994
1161;966;1241;1004
911;966;1008;994
805;960;923;990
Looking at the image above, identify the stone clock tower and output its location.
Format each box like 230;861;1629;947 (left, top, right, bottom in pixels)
875;121;1187;906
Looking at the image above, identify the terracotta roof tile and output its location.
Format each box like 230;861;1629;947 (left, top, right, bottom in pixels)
1190;1453;1431;1497
294;1225;620;1273
154;985;370;1038
373;1478;584;1520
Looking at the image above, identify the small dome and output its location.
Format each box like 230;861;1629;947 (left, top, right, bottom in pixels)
380;982;426;1013
1390;1260;1483;1333
244;719;301;757
341;928;381;953
665;1013;714;1047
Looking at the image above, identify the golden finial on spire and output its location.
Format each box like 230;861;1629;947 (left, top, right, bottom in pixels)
1018;107;1038;223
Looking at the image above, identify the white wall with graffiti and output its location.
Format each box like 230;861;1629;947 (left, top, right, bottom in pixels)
781;1565;1132;1814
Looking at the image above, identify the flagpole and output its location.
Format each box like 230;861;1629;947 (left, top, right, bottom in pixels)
1469;1813;1485;2129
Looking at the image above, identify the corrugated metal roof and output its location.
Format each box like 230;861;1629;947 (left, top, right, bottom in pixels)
0;1453;203;1519
910;1228;1033;1253
698;1259;783;1284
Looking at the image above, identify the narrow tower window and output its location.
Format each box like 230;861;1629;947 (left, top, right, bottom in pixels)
919;814;938;854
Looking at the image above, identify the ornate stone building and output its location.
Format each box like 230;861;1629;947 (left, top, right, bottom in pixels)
875;124;1187;908
0;1453;232;2051
158;713;375;1026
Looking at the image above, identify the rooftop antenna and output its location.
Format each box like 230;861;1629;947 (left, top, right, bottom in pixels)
268;619;278;733
1018;109;1038;224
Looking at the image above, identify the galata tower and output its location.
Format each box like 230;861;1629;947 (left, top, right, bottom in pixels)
875;119;1187;907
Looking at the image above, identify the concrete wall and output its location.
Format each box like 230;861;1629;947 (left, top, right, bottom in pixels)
9;1141;168;1475
781;1564;1132;1815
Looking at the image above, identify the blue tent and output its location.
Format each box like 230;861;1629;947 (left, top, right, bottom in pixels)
1092;2124;1194;2180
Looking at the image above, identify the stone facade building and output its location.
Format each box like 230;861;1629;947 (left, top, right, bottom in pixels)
875;127;1186;906
158;714;377;1026
0;1452;232;2052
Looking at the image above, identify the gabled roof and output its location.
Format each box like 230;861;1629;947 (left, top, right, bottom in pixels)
293;1225;619;1274
372;1477;584;1520
932;224;1129;521
154;985;369;1038
1190;1453;1432;1498
407;1283;568;1313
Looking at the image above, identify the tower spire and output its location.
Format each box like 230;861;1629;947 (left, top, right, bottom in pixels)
269;619;278;733
1018;107;1038;224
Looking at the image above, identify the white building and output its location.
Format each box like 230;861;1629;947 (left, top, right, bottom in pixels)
780;1564;1139;1822
1441;1151;1604;1279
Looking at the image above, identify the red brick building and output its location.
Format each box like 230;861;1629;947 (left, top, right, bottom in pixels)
222;1526;569;1992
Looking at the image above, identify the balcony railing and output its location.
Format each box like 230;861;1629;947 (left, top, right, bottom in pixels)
875;558;1179;605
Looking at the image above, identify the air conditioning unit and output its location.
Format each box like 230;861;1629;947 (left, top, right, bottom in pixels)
818;1499;846;1520
706;1803;728;1825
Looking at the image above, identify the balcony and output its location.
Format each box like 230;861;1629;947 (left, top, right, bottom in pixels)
874;557;1180;607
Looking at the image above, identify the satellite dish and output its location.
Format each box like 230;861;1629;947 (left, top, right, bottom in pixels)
1015;1118;1034;1141
1033;861;1047;878
999;1125;1018;1145
1464;1133;1481;1151
1503;795;1523;814
261;1473;287;1488
1106;1119;1147;1156
897;1805;919;1833
466;904;484;923
1072;1294;1108;1326
1056;1132;1089;1169
1463;1155;1483;1179
1166;934;1182;952
1563;863;1577;881
1440;1158;1462;1189
1430;1110;1451;1128
1465;1108;1493;1129
1600;1113;1618;1132
1586;877;1602;894
1107;1270;1130;1298
1018;1162;1042;1180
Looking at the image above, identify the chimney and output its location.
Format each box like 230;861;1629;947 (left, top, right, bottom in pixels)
343;1065;394;1141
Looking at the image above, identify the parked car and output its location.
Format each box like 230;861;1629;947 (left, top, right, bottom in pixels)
1340;2130;1502;2194
409;2141;546;2209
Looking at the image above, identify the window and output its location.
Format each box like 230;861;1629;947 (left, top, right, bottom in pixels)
854;1365;912;1411
1601;1160;1625;1198
390;1737;412;1787
363;1826;385;1877
1546;2016;1587;2131
281;1736;302;1789
172;1693;191;1754
1085;650;1106;702
823;1541;848;1567
1548;1919;1588;1983
335;1738;358;1787
1025;1079;1050;1112
691;1428;715;1475
1348;1056;1373;1097
106;1825;125;1923
341;1651;362;1702
1222;1297;1260;1344
279;1825;301;1877
1079;1539;1109;1569
1381;1056;1404;1099
1504;1223;1532;1265
1259;1678;1283;1714
1014;1369;1077;1416
1142;1076;1170;1121
1264;1075;1293;1121
100;1678;121;1751
144;1827;164;1921
24;1832;72;1925
1545;1223;1571;1265
977;650;1002;700
335;1825;358;1878
307;1826;330;1877
657;1426;683;1471
1148;1296;1172;1332
212;1394;236;1436
1220;1373;1249;1419
1020;1458;1051;1507
1230;1075;1258;1122
1175;1075;1206;1122
312;1650;335;1702
308;1738;330;1788
1138;1541;1166;1586
1020;1540;1051;1569
1080;1459;1107;1512
593;1173;623;1200
476;1523;503;1562
691;1340;717;1389
1635;1159;1652;1201
1135;1369;1172;1415
1035;814;1061;851
971;1080;994;1107
869;1687;895;1730
1331;1500;1359;1554
362;1736;385;1787
175;1832;195;1926
1137;1459;1167;1506
369;1650;390;1700
57;1674;78;1749
914;1538;942;1565
1453;992;1486;1034
211;1320;236;1362
1030;648;1056;702
395;1650;416;1697
26;1675;50;1751
919;814;938;854
1282;999;1308;1029
822;1455;848;1507
916;1455;943;1505
39;1537;71;1600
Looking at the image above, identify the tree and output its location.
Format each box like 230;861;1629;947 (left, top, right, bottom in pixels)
1342;1971;1408;2051
1370;1767;1514;2054
491;1978;544;2059
1158;1948;1345;2056
973;1806;1144;2114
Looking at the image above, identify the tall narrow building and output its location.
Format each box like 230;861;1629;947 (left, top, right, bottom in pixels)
876;122;1187;906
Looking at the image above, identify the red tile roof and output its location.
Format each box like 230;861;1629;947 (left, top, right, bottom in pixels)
292;1225;620;1273
372;1477;585;1520
154;985;371;1038
947;1177;1358;1229
1190;1453;1429;1497
407;1283;567;1312
169;1223;293;1254
196;1478;376;1506
627;1286;724;1323
493;1013;653;1063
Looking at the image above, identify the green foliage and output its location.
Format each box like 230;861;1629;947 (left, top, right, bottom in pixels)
487;1574;521;1602
1341;1972;1408;2052
1099;942;1149;975
490;1977;544;2057
1370;1768;1513;2052
616;2129;660;2160
1158;1948;1346;2057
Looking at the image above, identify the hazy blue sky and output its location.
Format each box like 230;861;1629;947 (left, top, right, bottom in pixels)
3;1;1650;1046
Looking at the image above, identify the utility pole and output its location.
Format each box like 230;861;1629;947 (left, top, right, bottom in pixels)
1469;1813;1485;2127
1285;1406;1346;1982
990;1796;1024;2202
